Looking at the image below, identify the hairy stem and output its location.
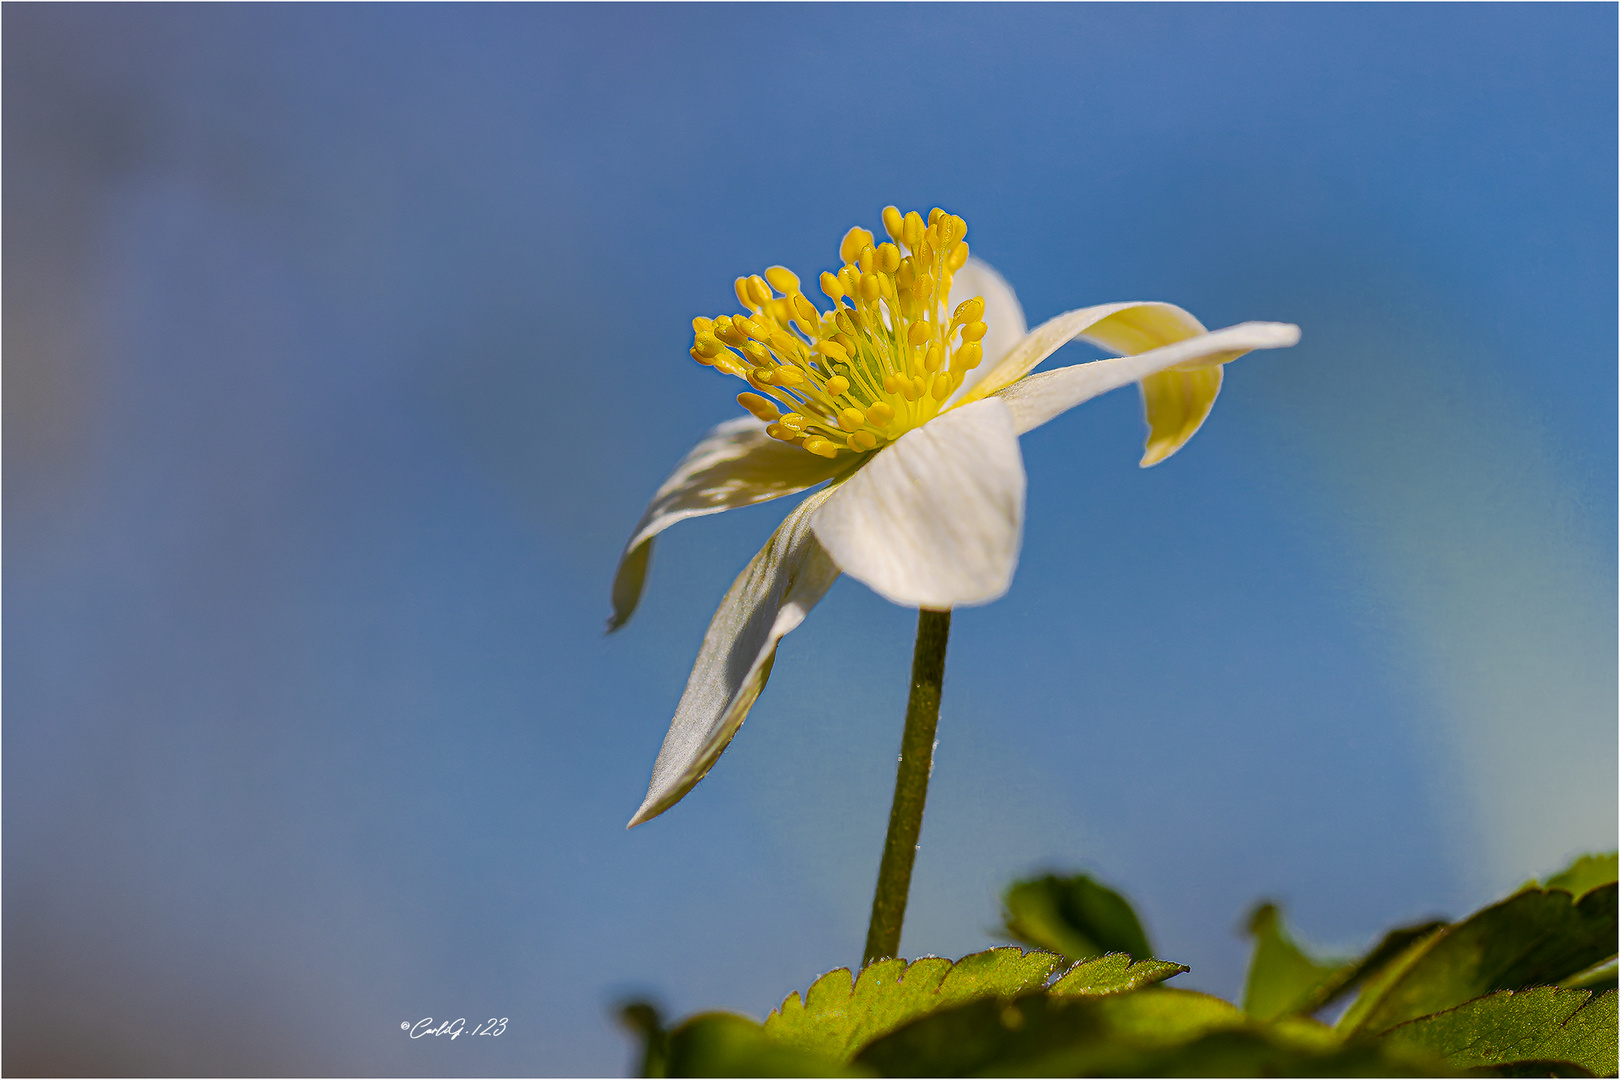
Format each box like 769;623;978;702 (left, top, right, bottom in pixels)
863;607;951;966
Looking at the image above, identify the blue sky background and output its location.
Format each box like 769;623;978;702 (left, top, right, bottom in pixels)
5;4;1614;1075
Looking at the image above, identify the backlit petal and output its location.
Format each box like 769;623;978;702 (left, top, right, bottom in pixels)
811;397;1025;609
1138;366;1223;466
609;417;843;631
958;301;1209;405
945;258;1026;404
994;321;1302;444
627;487;841;827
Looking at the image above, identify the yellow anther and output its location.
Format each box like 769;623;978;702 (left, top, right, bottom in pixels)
765;422;798;442
850;430;879;451
835;310;858;335
748;275;774;306
765;266;800;295
952;297;984;324
737;392;781;421
865;402;895;427
923;343;943;371
739;340;768;364
857;245;878;275
962;321;988;341
769;330;802;357
883;373;902;394
825;375;850;397
734;277;753;309
907;322;931;347
838;265;860;295
691;333;720;358
792;294;820;324
820;271;845;302
902;376;924;401
877;242;900;273
896;259;916;291
692;316;714;333
912;275;933;303
948;242;969;271
840;227;874;265
931;373;952;399
714;357;748;378
956;341;984;369
903;211;925;250
882;206;904;243
816;339;849;362
858;273;881;302
779;412;806;431
803;436;839;459
774;365;807;386
929;207;946;226
839;407;866;431
690;346;715;366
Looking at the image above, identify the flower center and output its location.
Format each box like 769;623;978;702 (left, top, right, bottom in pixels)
689;206;989;459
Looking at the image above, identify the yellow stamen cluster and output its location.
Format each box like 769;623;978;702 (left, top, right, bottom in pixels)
689;206;988;460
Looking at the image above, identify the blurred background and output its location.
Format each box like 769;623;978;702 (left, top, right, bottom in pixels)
5;4;1614;1075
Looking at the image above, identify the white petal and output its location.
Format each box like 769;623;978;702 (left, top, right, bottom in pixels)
811;397;1025;609
945;258;1026;404
609;417;843;631
994;321;1302;435
959;301;1208;405
627;486;841;827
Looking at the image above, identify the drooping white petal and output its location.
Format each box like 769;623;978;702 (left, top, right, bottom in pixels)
609;417;843;631
994;321;1302;436
945;258;1026;403
811;397;1025;610
627;486;841;827
959;301;1209;405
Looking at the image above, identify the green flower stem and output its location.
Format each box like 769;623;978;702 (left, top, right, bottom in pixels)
863;606;951;967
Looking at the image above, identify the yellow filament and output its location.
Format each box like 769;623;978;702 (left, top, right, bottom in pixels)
737;392;781;421
689;205;987;459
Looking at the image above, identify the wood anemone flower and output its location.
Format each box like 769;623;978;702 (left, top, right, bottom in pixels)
610;207;1300;828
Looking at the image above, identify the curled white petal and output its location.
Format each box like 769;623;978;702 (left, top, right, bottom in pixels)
945;258;1026;404
609;417;843;631
961;301;1209;404
994;321;1302;435
811;397;1025;610
627;487;841;827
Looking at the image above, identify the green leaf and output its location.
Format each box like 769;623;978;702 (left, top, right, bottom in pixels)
1378;986;1617;1078
1001;872;1153;961
1343;883;1619;1035
852;989;1450;1077
661;1012;865;1077
619;1000;672;1078
763;947;1065;1062
1562;960;1617;994
1242;902;1449;1020
1545;853;1619;899
1050;953;1188;997
1241;902;1346;1020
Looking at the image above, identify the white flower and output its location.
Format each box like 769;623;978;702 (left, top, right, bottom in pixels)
612;208;1299;827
